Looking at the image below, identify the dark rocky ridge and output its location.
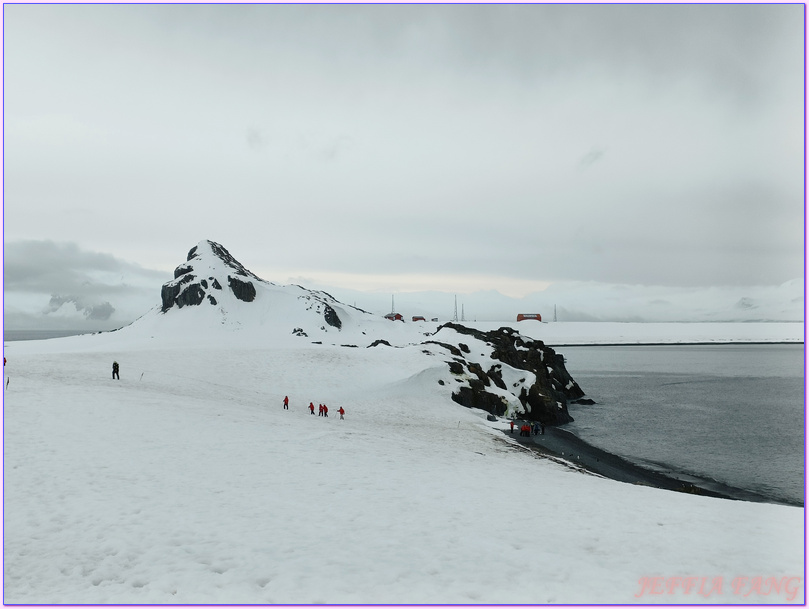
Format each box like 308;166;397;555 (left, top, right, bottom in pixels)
433;322;585;426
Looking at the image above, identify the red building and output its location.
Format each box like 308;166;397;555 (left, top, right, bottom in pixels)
517;313;542;322
412;316;426;322
384;312;404;321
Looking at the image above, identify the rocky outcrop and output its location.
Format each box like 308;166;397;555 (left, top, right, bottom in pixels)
430;322;585;426
227;275;257;303
323;303;342;329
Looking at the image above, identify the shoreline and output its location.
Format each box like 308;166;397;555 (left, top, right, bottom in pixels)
507;425;802;508
547;341;803;347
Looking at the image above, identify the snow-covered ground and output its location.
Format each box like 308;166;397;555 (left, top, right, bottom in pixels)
443;320;804;346
3;321;804;604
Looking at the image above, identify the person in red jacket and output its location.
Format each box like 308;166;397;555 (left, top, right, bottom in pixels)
318;404;324;416
510;420;515;434
338;407;345;420
322;404;328;417
283;396;289;410
309;402;315;415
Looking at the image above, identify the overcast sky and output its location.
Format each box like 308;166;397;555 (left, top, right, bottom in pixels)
3;4;805;328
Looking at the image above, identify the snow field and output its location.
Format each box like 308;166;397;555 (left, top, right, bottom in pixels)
3;334;804;604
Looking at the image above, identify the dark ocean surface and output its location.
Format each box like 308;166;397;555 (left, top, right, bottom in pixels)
561;344;805;506
4;330;92;342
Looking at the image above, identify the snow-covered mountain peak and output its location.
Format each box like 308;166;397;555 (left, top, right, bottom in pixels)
149;240;390;342
187;240;263;282
160;240;268;313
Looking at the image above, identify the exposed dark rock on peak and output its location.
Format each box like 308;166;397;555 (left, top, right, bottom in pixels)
188;241;262;281
430;322;585;426
174;264;193;279
228;275;257;303
323;304;342;329
162;240;264;312
423;341;463;357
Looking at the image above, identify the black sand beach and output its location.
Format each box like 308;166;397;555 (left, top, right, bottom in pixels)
507;424;800;507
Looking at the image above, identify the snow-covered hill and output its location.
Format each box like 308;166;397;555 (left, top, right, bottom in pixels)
2;241;804;604
126;239;393;347
45;241;586;425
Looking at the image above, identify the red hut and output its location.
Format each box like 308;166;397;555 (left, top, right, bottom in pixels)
516;313;542;322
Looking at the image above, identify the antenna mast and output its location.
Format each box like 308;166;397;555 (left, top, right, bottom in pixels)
453;295;458;322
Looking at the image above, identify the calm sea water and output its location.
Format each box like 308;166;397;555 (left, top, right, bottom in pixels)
4;330;91;342
562;344;805;506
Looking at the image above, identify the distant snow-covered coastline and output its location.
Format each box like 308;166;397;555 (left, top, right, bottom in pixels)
5;321;803;346
464;321;804;346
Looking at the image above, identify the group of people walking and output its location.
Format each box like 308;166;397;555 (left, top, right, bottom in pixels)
510;419;544;437
285;396;345;420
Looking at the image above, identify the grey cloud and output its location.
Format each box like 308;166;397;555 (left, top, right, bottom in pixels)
578;148;606;170
318;135;353;161
4;241;169;330
1;5;802;304
439;5;799;99
18;5;797;104
246;127;267;151
45;295;115;321
87;302;115;320
4;240;168;295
